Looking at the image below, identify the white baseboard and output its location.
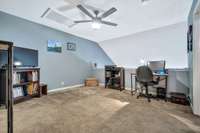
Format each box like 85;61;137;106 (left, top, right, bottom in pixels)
48;84;84;93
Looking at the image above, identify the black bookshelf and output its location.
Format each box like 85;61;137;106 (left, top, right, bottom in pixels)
0;67;40;105
105;65;125;91
0;40;13;133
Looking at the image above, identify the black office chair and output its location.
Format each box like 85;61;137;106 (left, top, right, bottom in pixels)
136;66;159;102
148;60;168;101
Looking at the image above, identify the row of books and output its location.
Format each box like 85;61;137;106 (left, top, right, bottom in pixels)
12;83;38;98
31;71;38;82
13;71;38;84
13;87;24;98
27;83;38;95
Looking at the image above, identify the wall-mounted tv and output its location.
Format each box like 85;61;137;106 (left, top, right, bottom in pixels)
0;46;38;68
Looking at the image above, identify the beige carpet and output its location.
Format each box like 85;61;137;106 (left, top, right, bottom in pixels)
1;87;200;133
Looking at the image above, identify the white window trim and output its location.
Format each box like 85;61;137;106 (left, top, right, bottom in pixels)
193;0;200;116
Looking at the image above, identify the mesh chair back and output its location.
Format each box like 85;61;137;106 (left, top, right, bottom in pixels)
136;66;153;83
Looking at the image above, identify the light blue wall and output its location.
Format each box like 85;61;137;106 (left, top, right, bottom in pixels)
0;11;114;90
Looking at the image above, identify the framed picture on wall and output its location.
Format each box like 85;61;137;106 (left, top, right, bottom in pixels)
187;25;193;53
47;40;62;53
67;42;76;51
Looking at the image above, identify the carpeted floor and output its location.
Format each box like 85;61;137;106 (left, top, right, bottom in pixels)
1;87;200;133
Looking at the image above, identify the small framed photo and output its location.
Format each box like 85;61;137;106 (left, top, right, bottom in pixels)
47;40;62;53
67;42;76;51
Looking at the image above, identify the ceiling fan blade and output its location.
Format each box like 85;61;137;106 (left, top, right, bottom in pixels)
77;5;94;19
82;4;105;13
64;0;81;5
101;21;118;26
100;7;117;19
60;0;83;11
57;5;74;12
74;20;92;23
68;23;77;28
41;8;51;18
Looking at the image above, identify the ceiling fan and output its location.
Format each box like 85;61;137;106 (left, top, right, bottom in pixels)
74;4;118;29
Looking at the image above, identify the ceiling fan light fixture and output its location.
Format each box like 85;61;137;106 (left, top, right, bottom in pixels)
91;21;101;29
141;0;150;5
75;4;117;29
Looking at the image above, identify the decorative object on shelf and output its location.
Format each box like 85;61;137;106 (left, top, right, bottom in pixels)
14;61;22;67
67;42;76;51
91;62;97;69
47;40;62;53
187;25;193;53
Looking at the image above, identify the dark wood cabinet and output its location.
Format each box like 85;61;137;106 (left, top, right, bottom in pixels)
40;83;48;95
0;68;8;106
105;65;125;91
0;41;13;133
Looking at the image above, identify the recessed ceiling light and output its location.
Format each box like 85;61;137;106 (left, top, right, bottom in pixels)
141;0;150;5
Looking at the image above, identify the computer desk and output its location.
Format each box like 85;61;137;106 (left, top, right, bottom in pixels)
131;72;168;101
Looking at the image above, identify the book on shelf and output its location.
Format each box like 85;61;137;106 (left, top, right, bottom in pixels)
32;71;38;82
13;87;24;98
13;72;21;84
27;83;33;95
33;83;38;94
27;83;38;95
28;71;38;82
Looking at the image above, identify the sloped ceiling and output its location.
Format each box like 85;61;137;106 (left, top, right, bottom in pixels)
0;0;193;42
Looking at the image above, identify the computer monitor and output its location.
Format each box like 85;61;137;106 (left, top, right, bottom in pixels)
147;60;166;74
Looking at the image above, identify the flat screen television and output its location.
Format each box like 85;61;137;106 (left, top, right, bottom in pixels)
0;46;38;68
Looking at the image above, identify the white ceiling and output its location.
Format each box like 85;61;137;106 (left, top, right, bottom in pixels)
0;0;192;42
